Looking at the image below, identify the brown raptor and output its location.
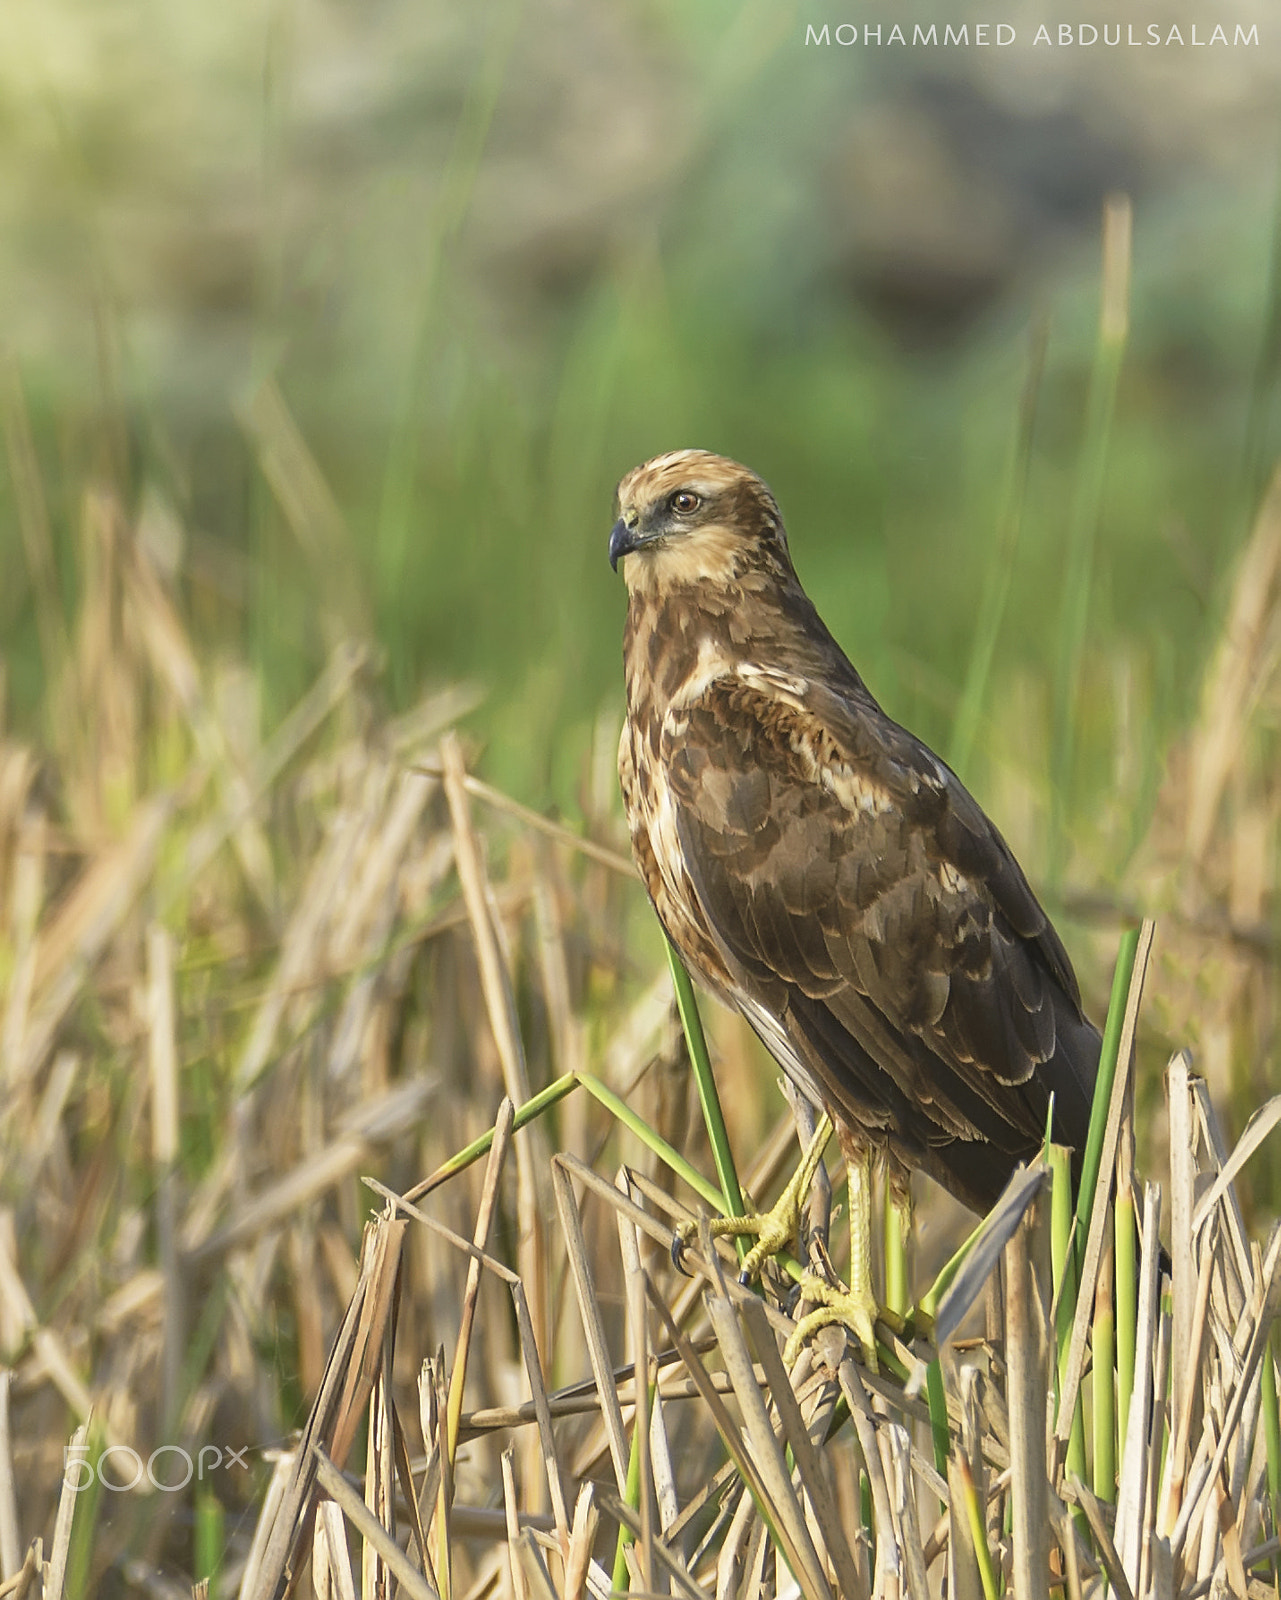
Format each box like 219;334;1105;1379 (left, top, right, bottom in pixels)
610;448;1099;1356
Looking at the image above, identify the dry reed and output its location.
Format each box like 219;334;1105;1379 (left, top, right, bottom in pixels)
0;390;1279;1600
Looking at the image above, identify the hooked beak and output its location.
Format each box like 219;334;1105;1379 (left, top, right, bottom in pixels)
608;518;637;572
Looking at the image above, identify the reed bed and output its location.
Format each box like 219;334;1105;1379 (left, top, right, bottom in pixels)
220;922;1281;1600
0;390;1280;1599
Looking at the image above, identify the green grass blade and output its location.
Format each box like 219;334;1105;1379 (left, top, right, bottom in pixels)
1048;928;1140;1531
666;940;746;1220
861;1469;875;1582
959;1458;1001;1600
64;1419;106;1600
919;1212;985;1324
1050;1144;1076;1376
1050;1143;1088;1530
1073;927;1142;1281
575;1068;727;1213
611;1401;645;1592
926;1360;950;1480
411;1073;580;1195
195;1487;225;1600
410;1066;729;1215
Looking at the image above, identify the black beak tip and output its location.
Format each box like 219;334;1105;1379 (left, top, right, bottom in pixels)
608;518;631;573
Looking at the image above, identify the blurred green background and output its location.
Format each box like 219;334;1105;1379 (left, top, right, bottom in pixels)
1;0;1278;858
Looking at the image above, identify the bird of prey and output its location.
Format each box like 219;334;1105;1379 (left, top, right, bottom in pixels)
609;449;1100;1360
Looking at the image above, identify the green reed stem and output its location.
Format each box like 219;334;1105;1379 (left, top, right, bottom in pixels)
884;1183;909;1322
1051;1143;1088;1522
1073;928;1141;1282
611;1397;646;1593
666;941;746;1222
960;1457;1001;1600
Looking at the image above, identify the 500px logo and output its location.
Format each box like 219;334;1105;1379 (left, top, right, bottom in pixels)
63;1443;251;1492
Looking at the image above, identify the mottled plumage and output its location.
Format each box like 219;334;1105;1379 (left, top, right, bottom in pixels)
611;449;1098;1214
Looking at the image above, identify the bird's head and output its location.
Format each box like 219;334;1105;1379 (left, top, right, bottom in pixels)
608;450;792;595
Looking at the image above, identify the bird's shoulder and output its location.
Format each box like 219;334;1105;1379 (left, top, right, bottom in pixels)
662;659;1083;1014
662;653;950;837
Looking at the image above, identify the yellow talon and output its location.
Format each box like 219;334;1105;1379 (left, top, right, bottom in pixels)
784;1272;880;1369
672;1122;902;1376
671;1114;834;1280
783;1143;882;1370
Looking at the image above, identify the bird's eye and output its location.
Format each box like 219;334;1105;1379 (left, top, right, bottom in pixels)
671;490;701;515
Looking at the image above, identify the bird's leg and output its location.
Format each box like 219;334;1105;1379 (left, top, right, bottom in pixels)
672;1113;834;1282
784;1143;880;1370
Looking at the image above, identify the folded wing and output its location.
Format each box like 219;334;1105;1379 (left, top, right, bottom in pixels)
662;673;1099;1211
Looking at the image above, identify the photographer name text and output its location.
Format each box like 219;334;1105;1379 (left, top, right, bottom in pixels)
804;22;1260;47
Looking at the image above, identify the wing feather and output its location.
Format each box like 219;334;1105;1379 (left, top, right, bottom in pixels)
661;673;1098;1208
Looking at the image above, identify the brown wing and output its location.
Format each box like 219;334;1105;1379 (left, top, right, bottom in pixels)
664;674;1099;1212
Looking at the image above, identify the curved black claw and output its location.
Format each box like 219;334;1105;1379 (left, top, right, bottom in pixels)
671;1234;694;1276
738;1266;754;1287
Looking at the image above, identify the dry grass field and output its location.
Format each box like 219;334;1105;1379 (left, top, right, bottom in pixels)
0;360;1279;1599
0;15;1279;1592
